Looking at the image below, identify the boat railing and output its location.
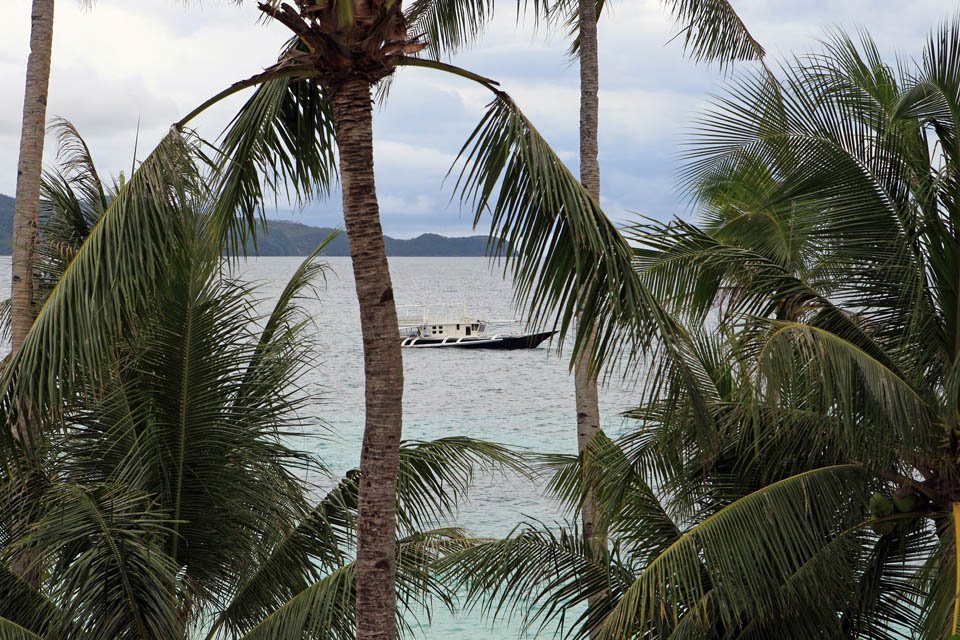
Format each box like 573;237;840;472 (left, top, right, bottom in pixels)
395;303;486;329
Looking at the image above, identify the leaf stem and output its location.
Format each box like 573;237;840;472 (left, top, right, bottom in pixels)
175;68;316;129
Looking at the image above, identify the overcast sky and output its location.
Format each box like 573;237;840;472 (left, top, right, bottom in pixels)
0;0;950;237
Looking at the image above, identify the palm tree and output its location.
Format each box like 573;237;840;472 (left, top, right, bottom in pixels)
11;0;56;356
443;19;960;640
165;3;684;636
0;125;527;639
606;20;960;639
406;0;764;581
564;0;764;590
416;0;762;632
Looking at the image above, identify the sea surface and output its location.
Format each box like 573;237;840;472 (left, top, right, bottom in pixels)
243;256;639;639
3;256;641;639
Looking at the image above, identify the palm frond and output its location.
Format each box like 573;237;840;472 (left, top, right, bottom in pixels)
451;89;669;374
754;320;933;455
237;565;356;640
200;66;337;256
11;484;180;640
395;437;528;533
540;432;683;565
0;129;204;441
596;465;869;639
0;564;67;638
215;436;524;635
0;618;44;640
213;472;358;637
662;0;765;67
404;0;496;60
441;521;624;639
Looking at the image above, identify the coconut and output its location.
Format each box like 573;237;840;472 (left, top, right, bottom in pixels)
869;492;894;517
893;493;918;513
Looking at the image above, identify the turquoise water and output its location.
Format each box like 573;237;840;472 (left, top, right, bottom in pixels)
0;255;637;638
240;256;638;639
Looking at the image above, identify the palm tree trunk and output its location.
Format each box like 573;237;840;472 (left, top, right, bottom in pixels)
12;0;54;354
9;0;54;587
331;77;403;640
576;0;605;632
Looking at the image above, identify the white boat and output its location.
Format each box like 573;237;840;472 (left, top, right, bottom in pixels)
397;306;554;350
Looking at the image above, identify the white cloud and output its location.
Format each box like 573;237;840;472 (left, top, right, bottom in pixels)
379;194;438;216
1;0;957;234
374;140;457;174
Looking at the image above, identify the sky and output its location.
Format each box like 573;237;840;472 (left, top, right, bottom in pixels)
0;0;951;237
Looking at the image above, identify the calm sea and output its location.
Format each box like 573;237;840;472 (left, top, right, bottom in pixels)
1;256;640;639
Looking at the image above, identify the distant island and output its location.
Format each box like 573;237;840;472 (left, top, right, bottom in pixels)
0;194;505;257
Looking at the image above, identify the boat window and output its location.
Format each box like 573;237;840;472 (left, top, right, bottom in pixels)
465;326;471;336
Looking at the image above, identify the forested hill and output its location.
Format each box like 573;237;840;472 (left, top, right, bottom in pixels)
0;194;503;256
249;221;505;257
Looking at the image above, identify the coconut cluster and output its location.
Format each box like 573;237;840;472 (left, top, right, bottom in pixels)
868;490;922;535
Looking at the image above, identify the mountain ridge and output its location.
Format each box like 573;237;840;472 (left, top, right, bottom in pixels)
0;194;502;257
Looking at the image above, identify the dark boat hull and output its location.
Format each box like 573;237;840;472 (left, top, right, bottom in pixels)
453;331;555;350
401;331;555;350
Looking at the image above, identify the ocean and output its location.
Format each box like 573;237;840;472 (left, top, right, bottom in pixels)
245;256;638;639
3;256;640;639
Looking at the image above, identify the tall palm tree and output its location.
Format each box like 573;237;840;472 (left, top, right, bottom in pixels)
406;0;764;580
11;0;55;356
167;3;682;636
565;0;764;598
415;1;762;632
444;18;960;640
0;125;527;639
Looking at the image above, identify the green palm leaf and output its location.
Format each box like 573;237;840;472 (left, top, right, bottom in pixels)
204;70;338;255
0;618;43;640
0;130;204;431
11;484;179;640
441;521;624;639
597;465;869;639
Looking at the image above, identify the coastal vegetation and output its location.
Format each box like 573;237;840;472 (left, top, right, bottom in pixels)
9;2;960;640
0;120;526;639
0;197;509;258
444;20;960;640
167;0;683;634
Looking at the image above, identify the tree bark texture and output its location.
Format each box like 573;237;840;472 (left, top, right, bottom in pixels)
331;77;403;640
576;0;606;632
576;0;602;536
9;0;54;586
12;0;54;353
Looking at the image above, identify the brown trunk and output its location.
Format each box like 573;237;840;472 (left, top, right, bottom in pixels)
331;77;403;640
12;0;54;353
576;0;606;632
9;0;54;587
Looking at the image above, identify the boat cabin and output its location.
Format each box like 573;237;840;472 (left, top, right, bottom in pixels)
408;318;486;338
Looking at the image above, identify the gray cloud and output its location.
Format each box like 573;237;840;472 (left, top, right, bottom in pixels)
0;0;955;237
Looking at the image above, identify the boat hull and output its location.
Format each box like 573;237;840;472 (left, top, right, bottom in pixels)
401;331;555;350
